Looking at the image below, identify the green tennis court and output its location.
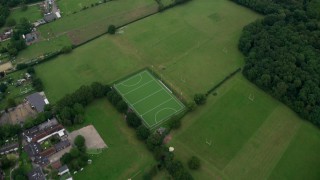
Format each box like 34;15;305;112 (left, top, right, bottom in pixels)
114;70;185;128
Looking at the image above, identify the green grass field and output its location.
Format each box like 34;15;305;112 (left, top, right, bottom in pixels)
15;35;72;64
9;6;42;23
57;0;102;15
34;0;320;179
36;0;261;102
169;74;320;180
114;70;185;128
39;0;157;42
72;99;155;180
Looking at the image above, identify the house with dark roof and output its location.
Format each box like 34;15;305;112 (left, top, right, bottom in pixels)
26;93;49;113
44;13;56;22
54;140;70;152
24;33;37;43
27;167;46;180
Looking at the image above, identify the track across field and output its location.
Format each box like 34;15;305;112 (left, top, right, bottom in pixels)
114;70;185;128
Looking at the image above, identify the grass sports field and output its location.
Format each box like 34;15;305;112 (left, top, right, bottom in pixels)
35;0;320;179
71;99;155;180
114;70;185;128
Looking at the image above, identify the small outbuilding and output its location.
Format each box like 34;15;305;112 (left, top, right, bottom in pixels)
58;165;70;176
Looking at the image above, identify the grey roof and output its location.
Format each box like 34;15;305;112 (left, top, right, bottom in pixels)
0;142;19;154
24;143;41;157
26;93;46;112
25;33;37;42
27;167;45;180
54;140;70;152
44;13;56;22
58;165;69;173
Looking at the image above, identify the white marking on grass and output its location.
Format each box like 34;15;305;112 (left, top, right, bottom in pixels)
158;80;172;93
123;80;154;96
154;108;177;123
120;74;142;87
140;98;173;116
132;89;163;106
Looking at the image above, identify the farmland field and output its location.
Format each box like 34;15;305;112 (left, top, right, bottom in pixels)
71;99;155;180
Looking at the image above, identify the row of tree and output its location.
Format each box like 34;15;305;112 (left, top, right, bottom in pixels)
232;0;320;126
103;89;195;179
55;82;110;126
61;135;88;171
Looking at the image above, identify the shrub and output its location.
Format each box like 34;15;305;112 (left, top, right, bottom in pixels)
136;125;150;140
194;93;206;105
108;25;116;34
188;156;200;170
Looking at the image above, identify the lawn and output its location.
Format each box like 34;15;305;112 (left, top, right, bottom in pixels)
72;99;156;180
9;6;42;23
168;74;320;180
39;0;157;44
57;0;104;15
15;35;72;64
114;70;185;128
36;0;261;102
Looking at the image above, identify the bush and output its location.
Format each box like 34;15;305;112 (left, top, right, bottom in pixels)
136;125;150;140
74;135;86;152
126;112;141;128
168;116;181;130
188;156;200;170
108;25;116;34
194;93;206;105
61;46;73;53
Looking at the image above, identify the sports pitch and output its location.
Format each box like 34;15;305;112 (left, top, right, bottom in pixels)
114;70;185;128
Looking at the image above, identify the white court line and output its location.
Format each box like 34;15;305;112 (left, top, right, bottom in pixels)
141;98;173;116
120;74;142;87
149;107;185;129
113;85;151;128
120;71;147;85
151;72;185;109
132;89;163;106
123;80;154;96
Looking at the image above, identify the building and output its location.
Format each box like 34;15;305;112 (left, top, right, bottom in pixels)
24;33;37;43
58;165;69;176
23;118;70;166
0;142;19;155
44;13;56;22
23;118;65;143
27;167;46;180
26;92;49;113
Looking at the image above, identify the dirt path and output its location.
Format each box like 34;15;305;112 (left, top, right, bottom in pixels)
10;2;42;10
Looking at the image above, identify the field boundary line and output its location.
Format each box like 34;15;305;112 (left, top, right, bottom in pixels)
121;74;143;87
122;80;154;96
141;98;173;116
132;89;163;106
151;72;185;109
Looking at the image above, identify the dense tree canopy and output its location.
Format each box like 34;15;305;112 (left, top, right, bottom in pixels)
233;0;320;126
